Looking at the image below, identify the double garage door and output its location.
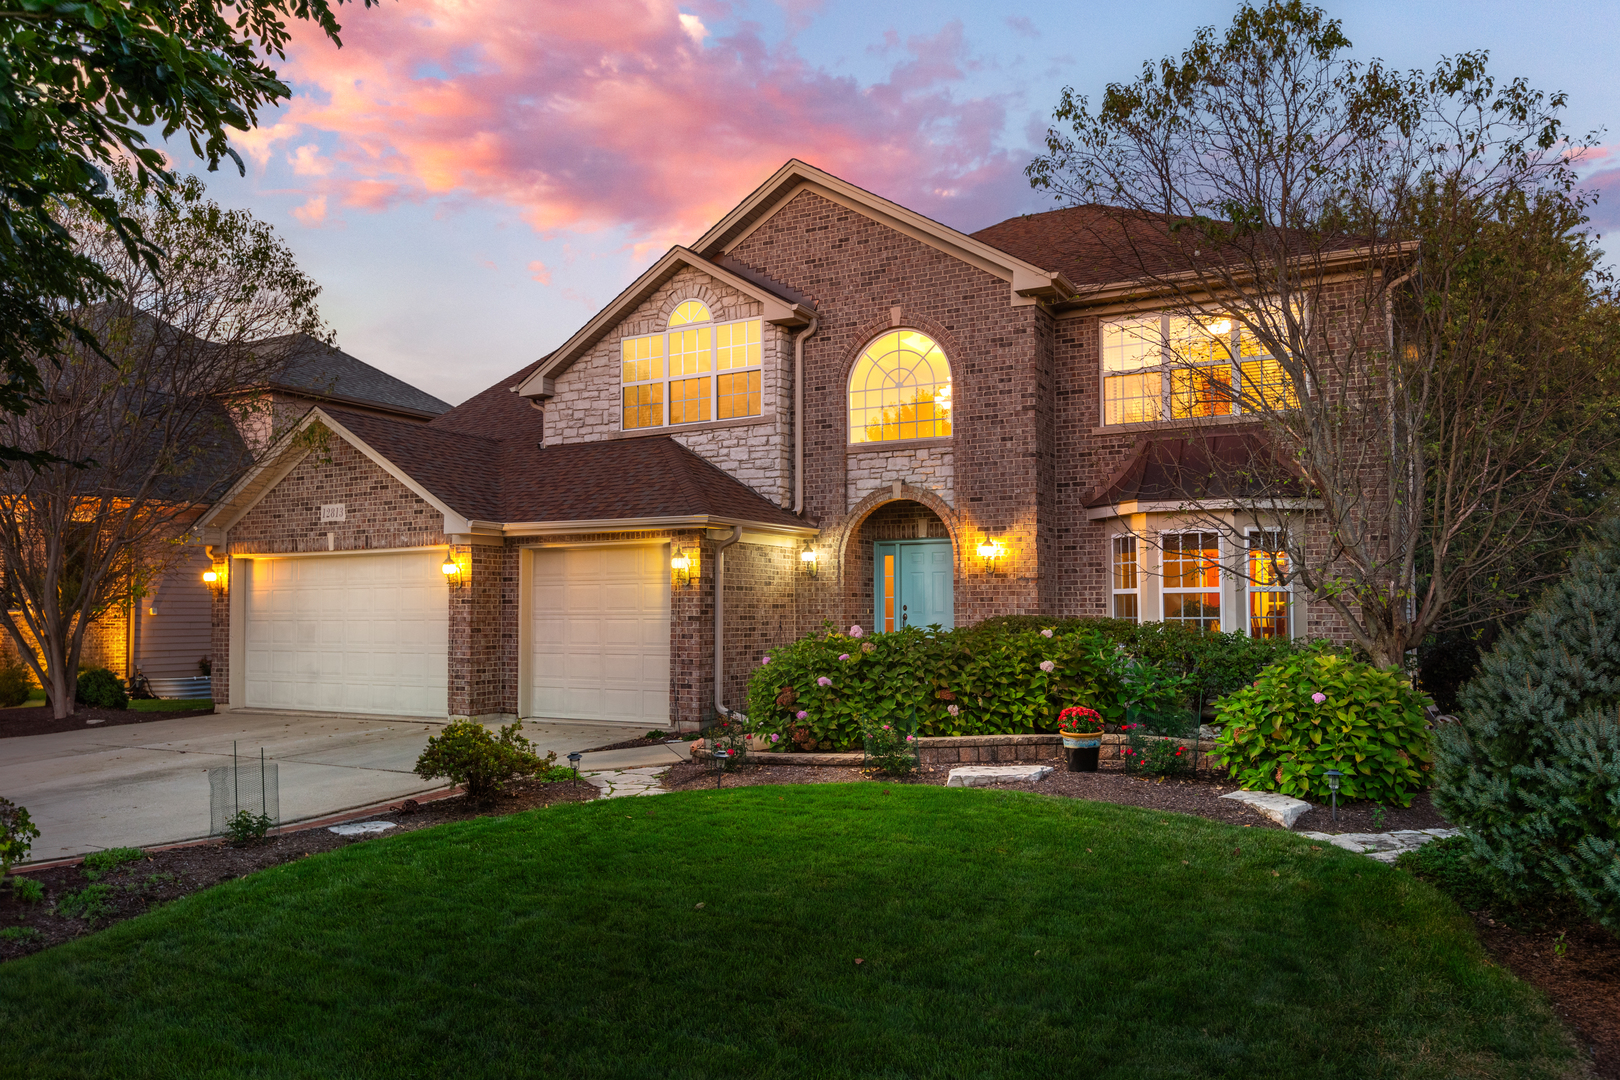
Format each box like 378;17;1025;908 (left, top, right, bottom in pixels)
241;551;449;717
529;545;670;725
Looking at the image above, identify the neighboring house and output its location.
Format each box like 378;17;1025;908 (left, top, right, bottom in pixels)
2;338;452;689
198;159;1360;726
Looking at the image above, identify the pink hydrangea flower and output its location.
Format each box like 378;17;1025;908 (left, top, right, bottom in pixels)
839;653;850;661
761;656;771;665
947;704;960;717
796;710;808;720
817;676;832;687
1039;660;1056;673
906;735;915;742
1311;692;1327;705
1041;628;1054;638
770;733;780;742
849;625;864;638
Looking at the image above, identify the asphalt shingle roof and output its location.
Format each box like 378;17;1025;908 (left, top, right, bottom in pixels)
264;334;452;418
1083;430;1308;509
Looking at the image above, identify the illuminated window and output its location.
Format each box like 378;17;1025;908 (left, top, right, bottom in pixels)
1161;532;1221;632
618;300;763;430
1111;535;1139;622
848;330;953;444
1100;308;1301;426
1247;530;1291;638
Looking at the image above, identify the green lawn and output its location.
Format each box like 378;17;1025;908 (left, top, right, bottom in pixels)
0;786;1574;1079
14;692;210;711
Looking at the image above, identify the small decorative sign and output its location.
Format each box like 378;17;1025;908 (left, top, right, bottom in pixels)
319;503;346;522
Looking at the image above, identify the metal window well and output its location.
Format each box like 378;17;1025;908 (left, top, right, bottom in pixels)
209;744;280;835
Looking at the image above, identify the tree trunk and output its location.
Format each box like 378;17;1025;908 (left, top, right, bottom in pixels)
48;664;73;720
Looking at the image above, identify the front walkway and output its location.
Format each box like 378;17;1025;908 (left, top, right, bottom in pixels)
3;711;669;860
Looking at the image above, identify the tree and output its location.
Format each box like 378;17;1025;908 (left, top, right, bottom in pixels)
1433;516;1620;930
1027;0;1620;667
0;169;327;718
0;0;370;464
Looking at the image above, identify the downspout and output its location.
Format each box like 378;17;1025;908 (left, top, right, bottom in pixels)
713;525;743;720
792;316;820;515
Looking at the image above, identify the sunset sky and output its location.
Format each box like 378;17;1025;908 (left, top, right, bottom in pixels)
175;0;1620;405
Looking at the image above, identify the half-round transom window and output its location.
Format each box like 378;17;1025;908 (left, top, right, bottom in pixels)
668;300;712;327
848;330;953;444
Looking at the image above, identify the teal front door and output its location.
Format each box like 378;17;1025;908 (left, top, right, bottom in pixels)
873;540;954;631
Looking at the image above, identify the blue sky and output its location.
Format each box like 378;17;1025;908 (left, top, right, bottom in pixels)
173;0;1620;406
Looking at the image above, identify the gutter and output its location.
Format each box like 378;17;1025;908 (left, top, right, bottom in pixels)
792;316;819;515
713;525;743;721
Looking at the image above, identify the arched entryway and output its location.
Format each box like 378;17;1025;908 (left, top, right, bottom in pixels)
851;499;955;631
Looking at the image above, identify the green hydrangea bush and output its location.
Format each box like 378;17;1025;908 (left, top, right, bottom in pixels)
1210;653;1433;805
745;622;1154;751
1434;518;1620;930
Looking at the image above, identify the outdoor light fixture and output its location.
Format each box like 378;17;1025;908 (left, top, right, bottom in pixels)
800;542;817;578
977;536;1005;573
567;750;582;789
202;567;224;597
441;553;463;589
1324;769;1343;822
671;551;692;589
711;748;731;789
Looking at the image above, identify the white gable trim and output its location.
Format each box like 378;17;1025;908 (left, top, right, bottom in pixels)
196;407;471;541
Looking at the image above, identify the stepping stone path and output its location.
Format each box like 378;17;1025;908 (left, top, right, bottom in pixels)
328;821;396;836
1299;829;1459;864
1218;790;1312;828
584;767;668;798
945;765;1053;788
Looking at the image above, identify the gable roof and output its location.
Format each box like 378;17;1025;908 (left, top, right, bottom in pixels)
430;357;549;440
517;247;815;398
260;334;452;419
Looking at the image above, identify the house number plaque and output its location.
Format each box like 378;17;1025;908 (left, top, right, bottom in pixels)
319;504;346;522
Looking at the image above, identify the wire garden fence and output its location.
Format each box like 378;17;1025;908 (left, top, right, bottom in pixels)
209;742;279;836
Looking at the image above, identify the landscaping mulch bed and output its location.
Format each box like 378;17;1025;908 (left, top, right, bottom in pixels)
0;704;215;739
661;756;1452;834
0;777;597;963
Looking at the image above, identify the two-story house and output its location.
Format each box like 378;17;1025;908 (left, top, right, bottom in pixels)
197;160;1354;726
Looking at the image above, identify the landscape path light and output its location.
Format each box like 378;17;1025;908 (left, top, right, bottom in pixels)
1324;769;1342;822
567;751;582;789
711;748;731;789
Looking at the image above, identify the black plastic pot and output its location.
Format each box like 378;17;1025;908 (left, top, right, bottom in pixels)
1067;745;1099;773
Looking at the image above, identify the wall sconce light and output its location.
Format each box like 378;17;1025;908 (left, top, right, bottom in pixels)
441;552;464;589
800;542;818;578
671;551;692;589
977;536;1005;573
202;567;224;597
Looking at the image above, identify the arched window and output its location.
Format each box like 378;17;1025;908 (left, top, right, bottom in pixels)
848;330;953;443
669;300;711;327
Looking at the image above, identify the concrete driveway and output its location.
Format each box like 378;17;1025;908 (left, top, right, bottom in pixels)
1;711;684;862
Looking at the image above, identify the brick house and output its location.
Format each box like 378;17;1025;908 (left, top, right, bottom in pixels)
198;160;1355;726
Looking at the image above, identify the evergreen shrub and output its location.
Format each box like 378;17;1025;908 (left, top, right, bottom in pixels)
1210;653;1433;805
0;660;32;707
1433;518;1620;930
76;667;127;709
745;622;1183;752
414;719;557;801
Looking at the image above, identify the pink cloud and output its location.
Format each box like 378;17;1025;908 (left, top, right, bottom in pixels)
527;259;551;285
263;2;1028;246
1575;145;1620;243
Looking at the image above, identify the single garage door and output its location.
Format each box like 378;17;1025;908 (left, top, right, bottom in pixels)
529;545;670;724
241;551;449;717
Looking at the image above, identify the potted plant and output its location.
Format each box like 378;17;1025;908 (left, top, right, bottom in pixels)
1057;706;1104;773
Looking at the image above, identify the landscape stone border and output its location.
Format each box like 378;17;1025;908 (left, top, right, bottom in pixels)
702;731;1221;768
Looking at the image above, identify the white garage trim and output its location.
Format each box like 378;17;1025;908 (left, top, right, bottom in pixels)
238;550;449;718
521;542;671;725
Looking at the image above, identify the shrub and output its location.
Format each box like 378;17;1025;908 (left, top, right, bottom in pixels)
75;667;127;710
704;715;749;770
0;660;32;708
861;717;918;777
414;720;556;801
55;883;116;921
746;622;1158;751
82;847;144;880
1210;653;1433;806
1433;517;1620;930
1121;729;1194;777
223;810;272;846
10;876;43;904
0;798;40;878
0;926;40;944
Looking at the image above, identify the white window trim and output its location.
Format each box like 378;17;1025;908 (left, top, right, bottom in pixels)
1241;527;1295;640
1098;307;1305;428
620;305;764;432
1110;533;1140;623
1159;529;1224;633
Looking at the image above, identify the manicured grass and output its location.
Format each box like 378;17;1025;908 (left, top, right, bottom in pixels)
0;787;1574;1079
129;697;212;712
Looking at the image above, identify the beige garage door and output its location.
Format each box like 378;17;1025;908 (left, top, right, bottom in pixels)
529;545;670;724
241;551;449;717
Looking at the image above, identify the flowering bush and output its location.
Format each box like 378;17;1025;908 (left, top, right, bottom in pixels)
1211;653;1433;805
861;717;918;777
1057;706;1104;734
706;715;750;770
1123;735;1193;777
745;620;1171;750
